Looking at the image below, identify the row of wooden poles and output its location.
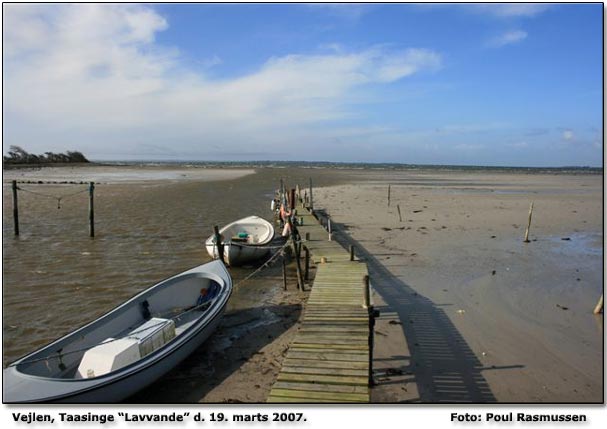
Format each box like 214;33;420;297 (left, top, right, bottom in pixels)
11;180;96;237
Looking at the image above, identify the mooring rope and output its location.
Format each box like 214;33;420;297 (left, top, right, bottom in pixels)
232;240;292;288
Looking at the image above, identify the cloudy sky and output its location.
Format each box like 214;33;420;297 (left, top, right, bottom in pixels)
2;3;603;166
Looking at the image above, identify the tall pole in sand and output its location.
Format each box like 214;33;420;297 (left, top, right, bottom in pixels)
309;178;314;211
288;216;304;291
523;202;534;243
593;294;603;314
213;225;225;264
12;180;19;236
88;182;95;238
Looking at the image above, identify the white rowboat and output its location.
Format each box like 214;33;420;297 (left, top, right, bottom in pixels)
205;216;275;266
3;260;232;403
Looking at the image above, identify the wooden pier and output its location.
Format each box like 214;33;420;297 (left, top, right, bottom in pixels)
267;205;371;403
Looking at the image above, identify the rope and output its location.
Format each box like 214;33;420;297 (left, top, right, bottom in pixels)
225;240;290;250
17;186;88;209
233;241;291;288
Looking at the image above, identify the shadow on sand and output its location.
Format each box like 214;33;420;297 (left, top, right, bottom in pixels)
314;209;505;403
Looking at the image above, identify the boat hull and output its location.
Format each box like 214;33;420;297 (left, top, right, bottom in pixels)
3;261;232;403
205;216;275;266
205;242;271;266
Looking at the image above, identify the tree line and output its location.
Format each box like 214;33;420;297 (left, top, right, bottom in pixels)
3;145;89;164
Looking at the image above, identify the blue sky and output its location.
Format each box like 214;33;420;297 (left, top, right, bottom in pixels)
2;3;603;166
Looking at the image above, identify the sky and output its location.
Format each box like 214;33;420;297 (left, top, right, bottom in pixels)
2;2;603;166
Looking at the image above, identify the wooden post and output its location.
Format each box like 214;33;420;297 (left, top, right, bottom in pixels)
368;305;378;387
388;184;391;207
363;274;370;308
362;274;377;385
12;180;19;236
88;182;95;238
290;188;296;210
524;202;534;243
350;245;355;261
309;178;314;211
288;217;304;290
593;294;603;314
282;254;288;291
304;246;310;281
213;225;225;264
328;217;332;241
296;184;300;202
397;204;402;222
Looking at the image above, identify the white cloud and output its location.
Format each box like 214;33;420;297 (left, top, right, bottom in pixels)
487;30;528;48
305;4;374;22
562;129;575;141
3;3;442;160
469;4;552;18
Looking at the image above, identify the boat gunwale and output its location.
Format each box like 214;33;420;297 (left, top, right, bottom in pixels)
7;262;232;381
4;299;230;403
205;215;275;248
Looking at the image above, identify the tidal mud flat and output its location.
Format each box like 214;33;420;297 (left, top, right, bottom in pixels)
314;170;603;403
2;165;602;403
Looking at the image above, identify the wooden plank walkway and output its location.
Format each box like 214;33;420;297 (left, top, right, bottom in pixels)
267;208;371;403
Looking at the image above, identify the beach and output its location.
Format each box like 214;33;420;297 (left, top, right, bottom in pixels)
314;170;603;402
2;165;603;403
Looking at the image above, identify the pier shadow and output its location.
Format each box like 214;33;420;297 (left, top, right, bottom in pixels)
125;303;302;403
313;209;501;403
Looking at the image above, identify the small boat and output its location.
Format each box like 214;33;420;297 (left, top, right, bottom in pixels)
3;260;232;403
205;216;275;266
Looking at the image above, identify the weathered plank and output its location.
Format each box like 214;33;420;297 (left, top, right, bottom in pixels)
281;365;367;377
291;343;368;351
269;388;368;402
277;372;368;386
283;358;369;370
272;381;369;394
267;395;362;403
286;350;367;362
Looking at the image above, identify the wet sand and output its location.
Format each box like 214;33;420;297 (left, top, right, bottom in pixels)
2;165;602;403
313;171;603;403
2;164;256;184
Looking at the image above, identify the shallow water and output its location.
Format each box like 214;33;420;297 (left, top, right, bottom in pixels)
2;167;352;366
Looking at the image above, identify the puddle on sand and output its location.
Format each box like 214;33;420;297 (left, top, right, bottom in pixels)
545;232;603;257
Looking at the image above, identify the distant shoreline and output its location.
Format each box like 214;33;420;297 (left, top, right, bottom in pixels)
3;160;601;175
2;162;101;170
97;160;603;174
